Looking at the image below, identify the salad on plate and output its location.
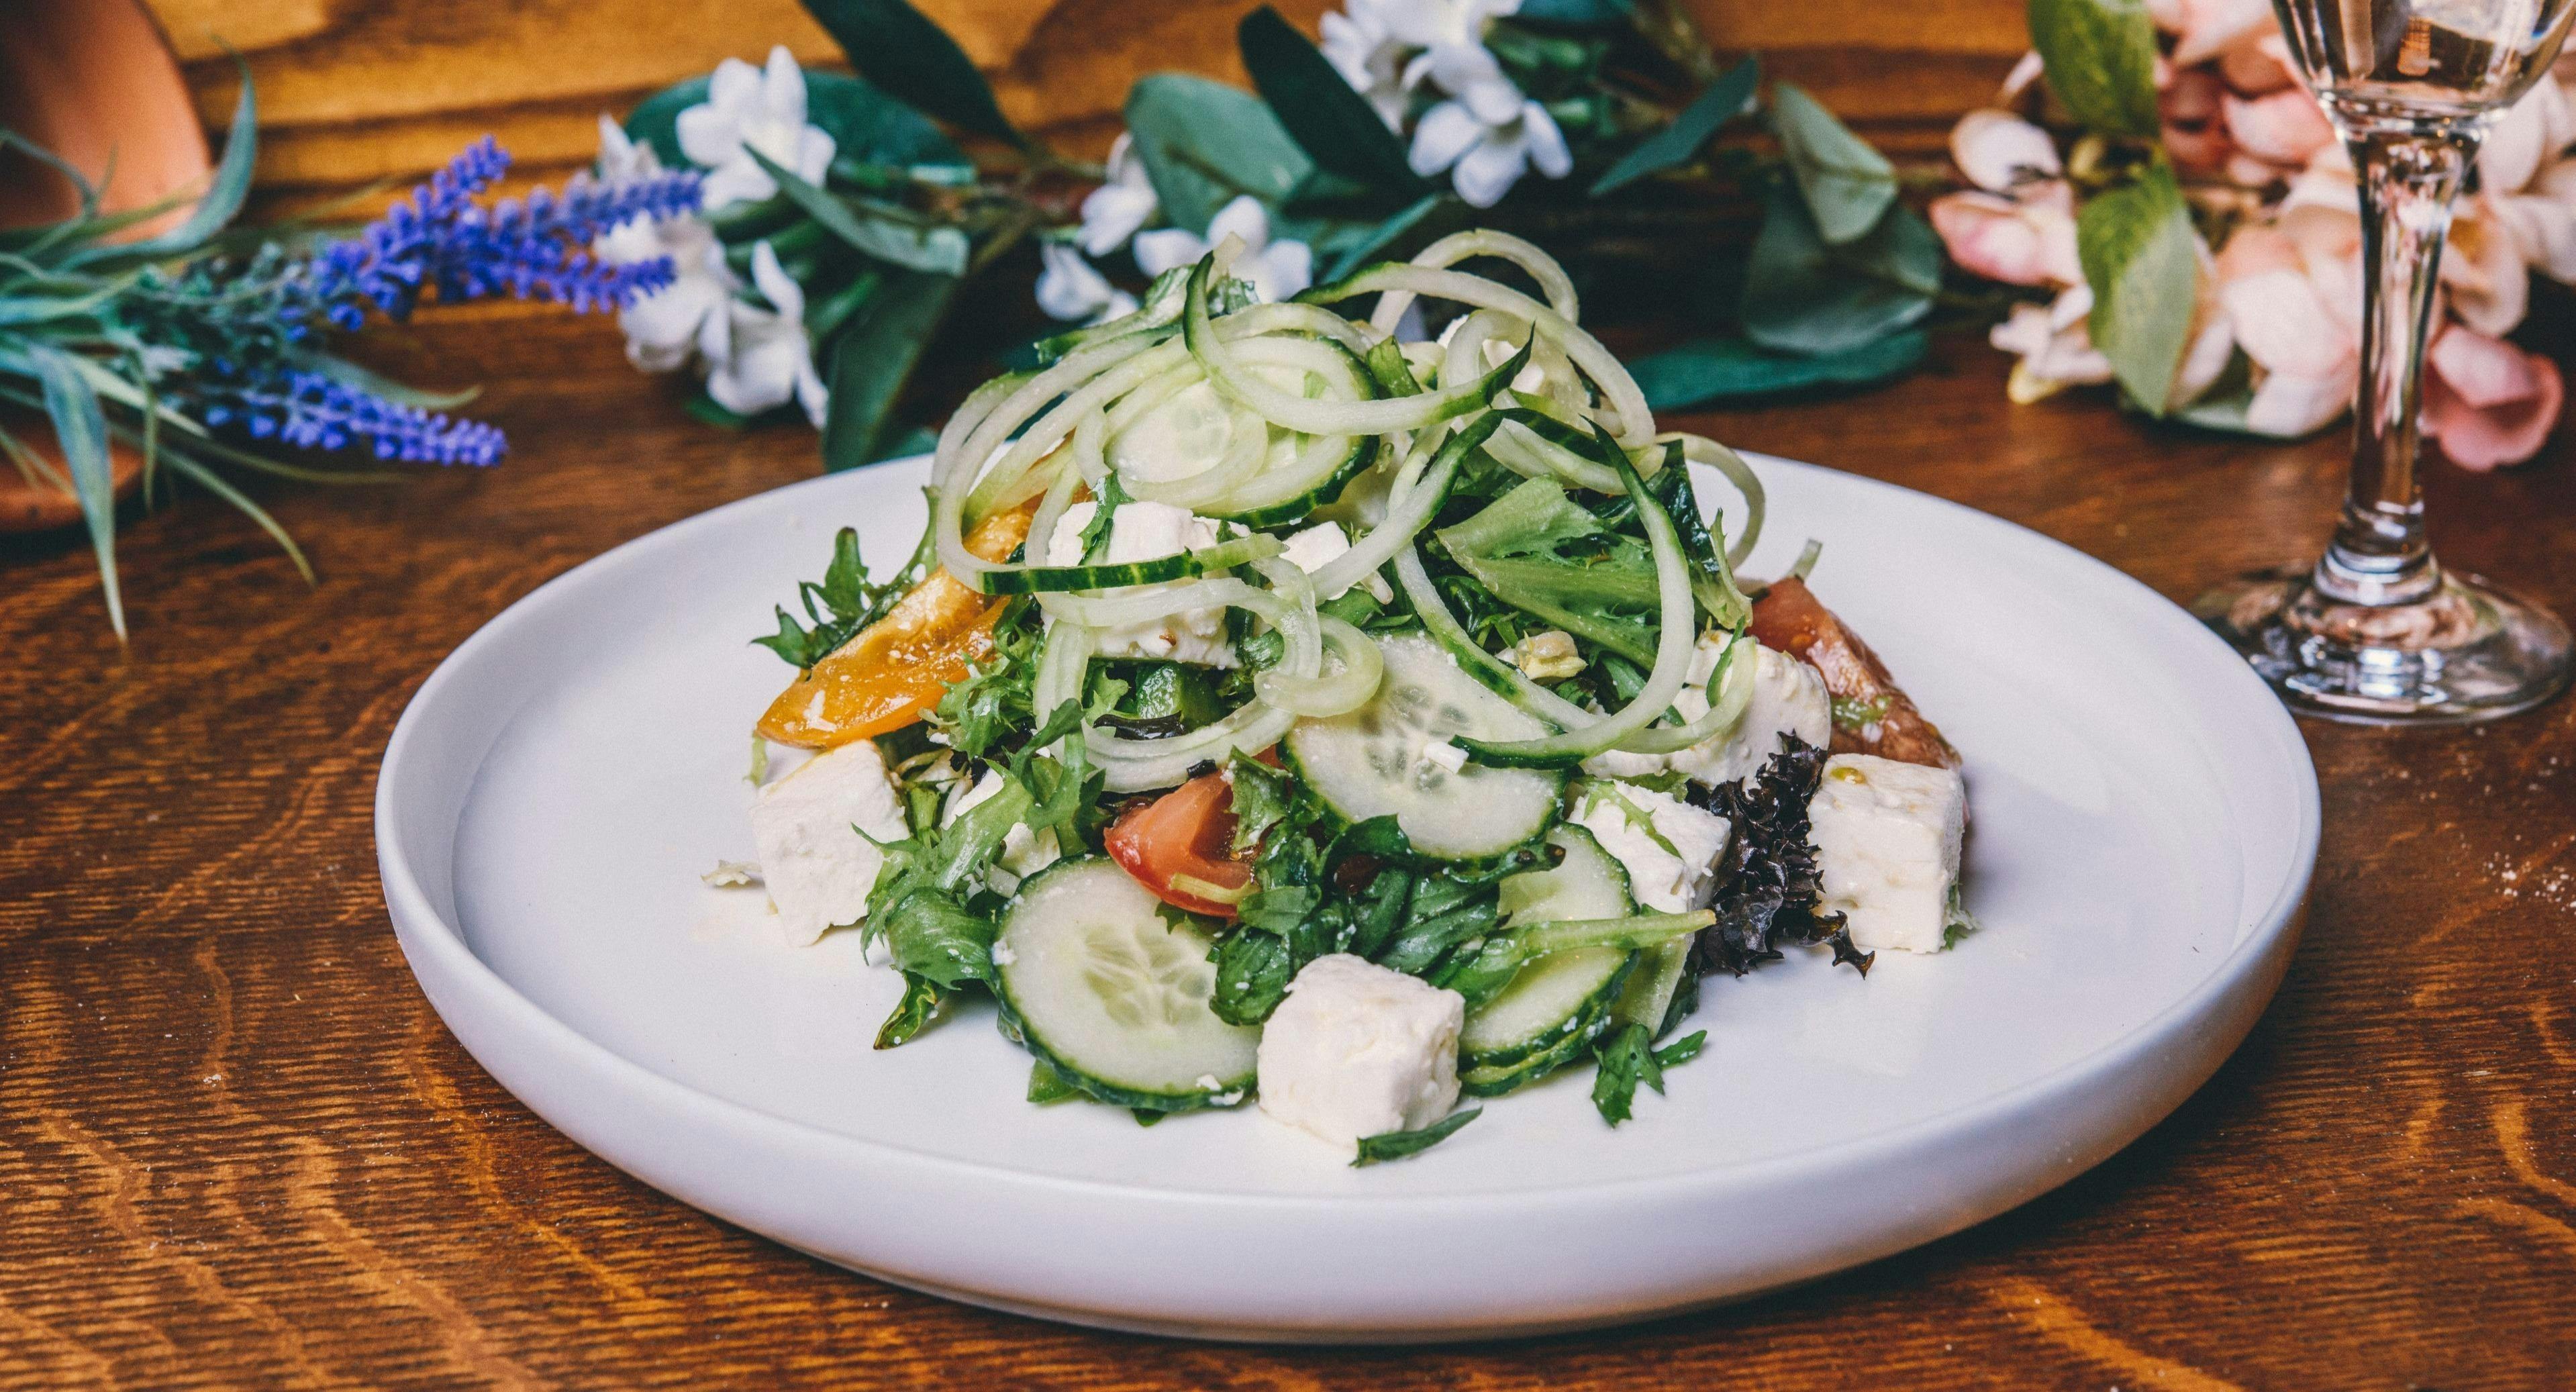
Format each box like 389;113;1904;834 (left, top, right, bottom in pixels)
726;231;1973;1163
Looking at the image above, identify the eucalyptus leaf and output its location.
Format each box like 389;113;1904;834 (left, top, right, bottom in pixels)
1769;81;1895;245
24;342;123;638
821;269;960;471
290;350;481;411
1125;74;1313;234
1628;330;1928;409
1740;187;1938;355
627;71;965;175
801;0;1020;144
1239;7;1422;195
2028;0;2162;139
2076;162;2198;414
744;147;969;275
1591;57;1758;196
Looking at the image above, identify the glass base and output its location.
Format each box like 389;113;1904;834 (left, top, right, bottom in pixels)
2195;566;2574;725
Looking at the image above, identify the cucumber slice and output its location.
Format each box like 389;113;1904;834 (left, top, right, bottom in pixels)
978;533;1281;596
992;858;1259;1111
1615;940;1693;1034
1497;824;1634;926
1458;951;1636;1095
1283;632;1564;860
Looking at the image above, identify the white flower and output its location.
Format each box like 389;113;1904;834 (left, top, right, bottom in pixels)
676;46;838;211
1405;46;1570;207
1132;195;1315;303
1079;133;1160;256
707;242;829;427
1321;0;1411;128
1948;109;2063;193
1036;240;1140;323
592;115;736;375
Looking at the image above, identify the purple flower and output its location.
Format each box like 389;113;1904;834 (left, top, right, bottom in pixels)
198;369;508;466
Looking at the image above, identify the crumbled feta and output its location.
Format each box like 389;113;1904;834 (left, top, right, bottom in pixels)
1256;954;1465;1155
1807;754;1967;954
1044;499;1237;666
1418;738;1469;775
945;768;1062;891
1505;629;1585;681
1277;520;1394;603
1571;780;1733;914
1579;638;1829;786
750;739;910;944
701;860;762;888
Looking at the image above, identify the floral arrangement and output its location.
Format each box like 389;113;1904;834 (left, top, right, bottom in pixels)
1931;0;2576;467
602;0;1938;463
0;77;699;635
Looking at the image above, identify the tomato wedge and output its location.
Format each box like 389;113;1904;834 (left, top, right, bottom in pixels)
1105;772;1253;917
755;499;1036;749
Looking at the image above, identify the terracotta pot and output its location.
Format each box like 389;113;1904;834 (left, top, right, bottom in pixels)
0;0;211;533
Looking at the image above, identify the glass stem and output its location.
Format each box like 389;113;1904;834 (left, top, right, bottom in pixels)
2313;121;2477;608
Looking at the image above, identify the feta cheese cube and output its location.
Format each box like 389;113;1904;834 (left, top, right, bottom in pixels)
944;768;1062;893
750;739;910;944
1807;753;1968;954
1570;780;1733;914
1582;638;1828;787
1277;520;1394;603
1417;738;1468;774
1257;954;1465;1155
1044;499;1237;666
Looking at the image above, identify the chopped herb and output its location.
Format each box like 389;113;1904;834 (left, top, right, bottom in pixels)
874;972;947;1049
1591;1024;1712;1126
1027;1058;1083;1103
1352;1107;1481;1165
1943;882;1981;948
751;521;929;670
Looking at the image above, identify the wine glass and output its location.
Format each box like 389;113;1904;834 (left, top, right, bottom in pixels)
2197;0;2576;722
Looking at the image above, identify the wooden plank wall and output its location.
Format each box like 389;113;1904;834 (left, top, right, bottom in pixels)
146;0;2028;201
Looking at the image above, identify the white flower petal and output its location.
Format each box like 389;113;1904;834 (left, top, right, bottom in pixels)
1132;228;1207;278
1080;183;1157;256
1950;110;2063;193
2243;364;2353;436
703;56;763;121
2220;268;2351;377
1520;102;1571;179
795;356;831;429
1205;195;1273;254
676;100;742;170
761;46;810;132
793;126;838;185
751;240;805;320
1452;128;1527;208
1249;239;1314;301
697;155;776;210
1409;101;1485;176
1036;241;1116;321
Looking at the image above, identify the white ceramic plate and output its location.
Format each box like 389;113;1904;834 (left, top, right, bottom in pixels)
377;454;2317;1342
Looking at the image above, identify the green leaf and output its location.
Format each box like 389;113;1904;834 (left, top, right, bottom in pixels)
1514;0;1634;24
1654;1029;1708;1068
743;146;969;275
23;342;123;639
1591;57;1758;196
1740;186;1939;356
1027;1058;1084;1103
2076;162;2198;414
626;70;965;174
874;971;948;1048
1239;7;1422;196
820;269;961;472
289;350;481;411
1124;74;1313;234
1769;81;1895;245
1626;330;1928;409
66;64;256;268
800;0;1020;144
1352;1107;1481;1165
2027;0;2162;139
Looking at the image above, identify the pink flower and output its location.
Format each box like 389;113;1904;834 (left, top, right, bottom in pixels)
2223;89;2334;168
2443;199;2531;338
2164;0;2274;65
1929;182;2082;288
2422;325;2564;469
1989;285;2114;401
2214;221;2361;435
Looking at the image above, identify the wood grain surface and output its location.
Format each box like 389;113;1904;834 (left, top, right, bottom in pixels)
143;0;2022;209
4;277;2574;1386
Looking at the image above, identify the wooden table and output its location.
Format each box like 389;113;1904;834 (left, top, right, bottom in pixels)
5;301;2572;1389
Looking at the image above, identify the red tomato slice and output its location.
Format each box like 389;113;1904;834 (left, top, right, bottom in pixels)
1105;771;1253;917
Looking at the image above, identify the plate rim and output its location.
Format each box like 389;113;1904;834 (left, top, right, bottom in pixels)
377;452;2320;1213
